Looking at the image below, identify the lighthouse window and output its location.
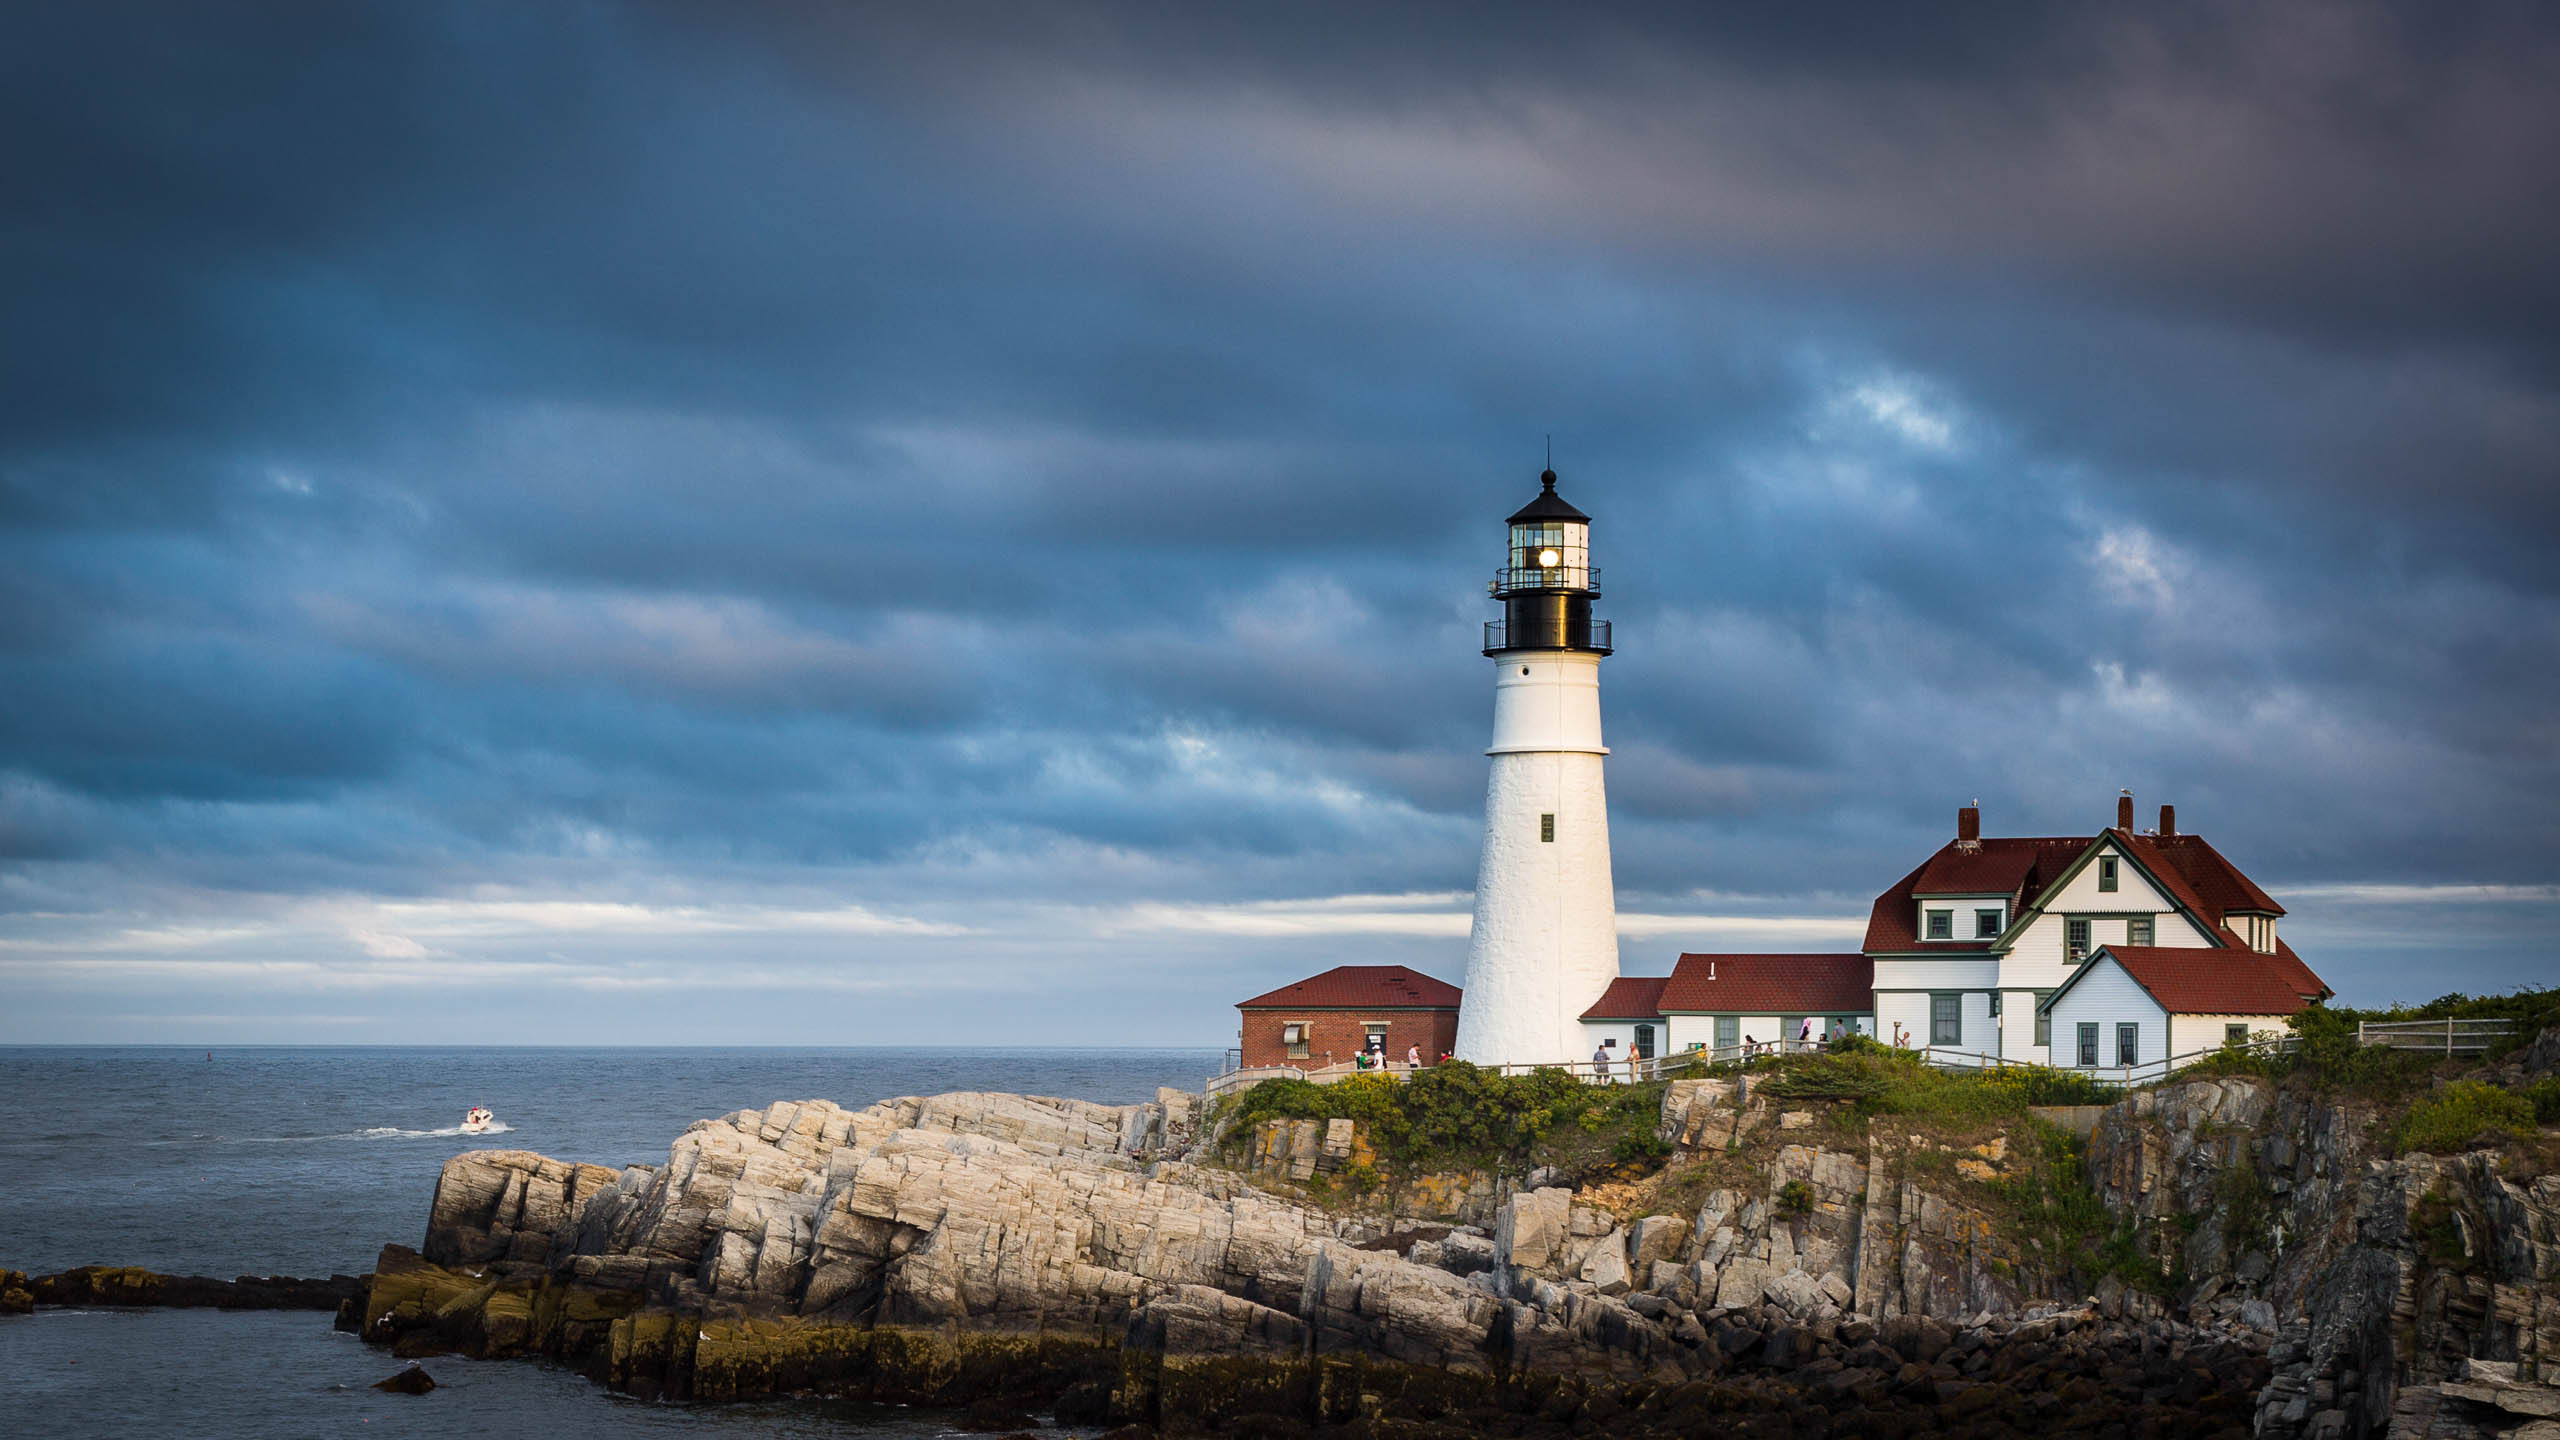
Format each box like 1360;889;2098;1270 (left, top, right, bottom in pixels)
1539;813;1555;843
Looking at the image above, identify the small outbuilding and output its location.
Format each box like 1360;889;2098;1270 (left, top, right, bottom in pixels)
2039;943;2328;1072
1235;964;1461;1069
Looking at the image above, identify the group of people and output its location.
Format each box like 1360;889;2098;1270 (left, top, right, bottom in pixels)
1349;1041;1443;1071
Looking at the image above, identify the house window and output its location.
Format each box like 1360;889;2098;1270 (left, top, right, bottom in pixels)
1715;1016;1739;1051
2129;917;2154;947
2225;1023;2250;1047
2076;1022;2099;1067
1364;1023;1389;1053
2034;992;2055;1047
1925;909;1953;940
2117;1023;2139;1067
1282;1022;1310;1060
1975;908;2002;938
1540;813;1555;843
2065;917;2091;962
1632;1023;1655;1059
2099;855;2120;892
1988;991;2003;1018
1929;993;1961;1046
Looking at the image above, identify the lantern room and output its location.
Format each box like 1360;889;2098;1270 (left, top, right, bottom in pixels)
1487;469;1611;655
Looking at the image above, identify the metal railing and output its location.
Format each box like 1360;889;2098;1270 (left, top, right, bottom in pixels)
1484;617;1612;654
2356;1018;2517;1055
1491;565;1601;595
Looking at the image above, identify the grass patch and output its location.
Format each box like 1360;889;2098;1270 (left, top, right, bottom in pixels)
1218;1062;1669;1175
1752;1047;2120;1121
2394;1080;2537;1155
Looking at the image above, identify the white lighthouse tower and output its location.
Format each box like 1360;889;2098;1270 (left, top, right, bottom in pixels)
1454;469;1620;1066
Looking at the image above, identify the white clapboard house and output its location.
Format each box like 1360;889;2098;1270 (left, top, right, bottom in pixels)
1581;793;2328;1068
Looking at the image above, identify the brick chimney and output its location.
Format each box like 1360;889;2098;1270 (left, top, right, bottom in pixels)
2117;790;2134;830
1958;805;1980;842
2159;803;2176;837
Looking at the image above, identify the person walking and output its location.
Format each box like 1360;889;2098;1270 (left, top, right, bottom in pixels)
1591;1037;1613;1083
1798;1016;1814;1051
1405;1044;1421;1069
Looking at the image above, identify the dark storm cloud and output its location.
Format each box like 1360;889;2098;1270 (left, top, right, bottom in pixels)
2;0;2556;1038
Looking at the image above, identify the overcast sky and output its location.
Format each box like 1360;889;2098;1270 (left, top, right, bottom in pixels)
3;2;2555;1045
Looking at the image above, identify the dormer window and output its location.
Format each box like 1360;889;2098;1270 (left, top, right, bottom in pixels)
1925;909;1953;940
1975;908;2003;938
2098;855;2119;892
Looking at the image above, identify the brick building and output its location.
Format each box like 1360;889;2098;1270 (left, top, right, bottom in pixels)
1235;964;1461;1068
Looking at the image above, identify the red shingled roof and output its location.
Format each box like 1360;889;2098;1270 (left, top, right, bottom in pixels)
1865;837;2084;951
1580;976;1670;1020
2083;945;2325;1016
1237;964;1461;1010
2123;831;2284;919
1659;954;1874;1015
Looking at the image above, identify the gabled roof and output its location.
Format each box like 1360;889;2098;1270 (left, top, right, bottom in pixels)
1866;837;2084;950
1659;953;1874;1015
2124;831;2284;917
2043;945;2326;1017
1869;822;2298;957
1909;843;2047;897
1237;965;1461;1010
1580;976;1670;1021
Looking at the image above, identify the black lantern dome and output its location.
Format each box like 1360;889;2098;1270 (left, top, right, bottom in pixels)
1486;469;1611;655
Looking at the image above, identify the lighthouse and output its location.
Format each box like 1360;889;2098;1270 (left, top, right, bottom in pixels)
1453;468;1621;1066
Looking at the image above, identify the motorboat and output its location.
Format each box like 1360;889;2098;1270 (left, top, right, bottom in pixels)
459;1106;498;1134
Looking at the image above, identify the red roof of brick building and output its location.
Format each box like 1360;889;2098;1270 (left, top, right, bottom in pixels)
1579;976;1670;1020
1236;964;1462;1010
1658;953;1874;1014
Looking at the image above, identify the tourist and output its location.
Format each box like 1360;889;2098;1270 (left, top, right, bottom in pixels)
1591;1037;1613;1082
1798;1016;1814;1050
1405;1044;1421;1069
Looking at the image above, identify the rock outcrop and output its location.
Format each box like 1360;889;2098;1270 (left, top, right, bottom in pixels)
17;1266;362;1311
2091;1066;2560;1439
351;1084;2271;1437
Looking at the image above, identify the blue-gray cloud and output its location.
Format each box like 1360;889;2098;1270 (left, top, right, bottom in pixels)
2;0;2556;1040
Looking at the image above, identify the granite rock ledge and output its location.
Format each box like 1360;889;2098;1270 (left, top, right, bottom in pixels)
349;1088;2272;1436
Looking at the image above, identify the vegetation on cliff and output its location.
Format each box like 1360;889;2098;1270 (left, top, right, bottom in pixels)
1218;1062;1669;1175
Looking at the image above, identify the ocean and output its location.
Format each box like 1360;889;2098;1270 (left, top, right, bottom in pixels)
0;1045;1226;1439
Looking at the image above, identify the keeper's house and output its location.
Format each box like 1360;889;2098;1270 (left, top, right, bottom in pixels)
1235;965;1461;1069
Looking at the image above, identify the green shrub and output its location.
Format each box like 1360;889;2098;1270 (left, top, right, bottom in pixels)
1612;1131;1672;1168
1775;1179;1815;1218
2394;1080;2536;1155
2527;1076;2560;1126
1220;1062;1666;1171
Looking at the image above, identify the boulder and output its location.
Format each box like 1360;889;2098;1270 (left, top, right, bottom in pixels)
373;1364;436;1394
1628;1214;1686;1271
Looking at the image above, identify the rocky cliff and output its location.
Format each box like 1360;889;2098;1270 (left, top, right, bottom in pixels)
352;1082;2273;1436
2090;1071;2560;1440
